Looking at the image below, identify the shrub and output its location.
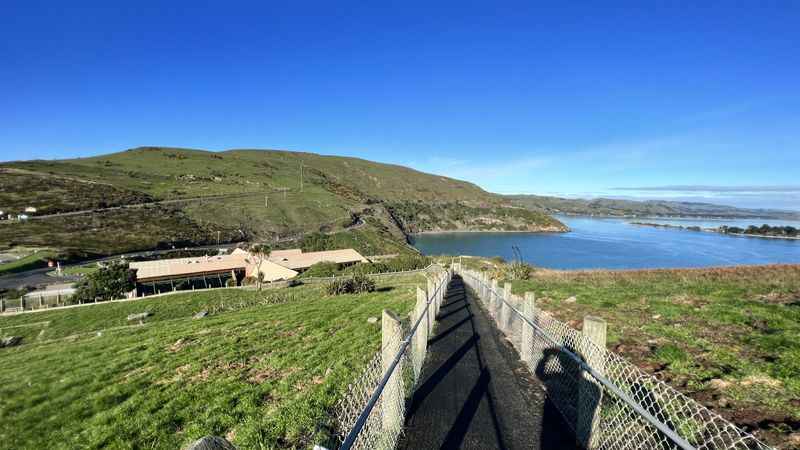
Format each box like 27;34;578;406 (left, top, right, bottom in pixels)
343;262;389;275
384;254;431;272
73;262;136;302
325;273;376;295
505;262;533;280
302;261;341;278
351;272;376;293
490;256;506;265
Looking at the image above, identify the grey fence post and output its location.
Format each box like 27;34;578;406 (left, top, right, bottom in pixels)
482;273;489;300
415;286;428;378
427;277;436;317
382;309;404;433
502;282;512;331
577;315;607;448
1;298;4;312
490;279;498;318
521;292;536;364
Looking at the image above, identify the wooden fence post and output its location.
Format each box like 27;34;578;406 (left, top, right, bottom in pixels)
413;286;428;378
577;315;607;448
521;292;536;364
490;279;498;318
381;309;404;433
502;282;512;331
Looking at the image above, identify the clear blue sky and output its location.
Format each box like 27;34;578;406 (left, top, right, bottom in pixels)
2;1;799;209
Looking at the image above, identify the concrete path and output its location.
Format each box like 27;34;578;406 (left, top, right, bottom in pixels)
398;275;577;450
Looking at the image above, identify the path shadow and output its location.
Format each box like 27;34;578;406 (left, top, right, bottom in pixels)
428;314;474;346
439;368;507;450
406;333;479;417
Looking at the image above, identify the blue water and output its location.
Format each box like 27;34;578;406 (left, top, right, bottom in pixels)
410;216;800;269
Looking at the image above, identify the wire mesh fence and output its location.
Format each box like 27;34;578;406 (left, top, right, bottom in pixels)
331;265;451;450
458;267;773;450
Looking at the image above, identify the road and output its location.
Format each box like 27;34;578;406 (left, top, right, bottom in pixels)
1;192;265;222
398;275;576;450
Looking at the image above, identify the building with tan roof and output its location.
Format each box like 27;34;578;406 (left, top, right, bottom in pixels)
269;248;368;271
129;247;366;296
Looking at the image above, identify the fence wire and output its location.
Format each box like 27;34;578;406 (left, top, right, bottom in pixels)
459;268;773;450
332;265;451;450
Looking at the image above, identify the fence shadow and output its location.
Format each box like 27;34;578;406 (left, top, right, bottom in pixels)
535;347;598;449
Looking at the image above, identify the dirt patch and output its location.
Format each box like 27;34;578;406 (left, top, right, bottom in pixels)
757;290;800;306
247;366;278;384
166;337;194;353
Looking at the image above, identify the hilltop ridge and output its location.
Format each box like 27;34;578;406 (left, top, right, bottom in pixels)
0;147;565;257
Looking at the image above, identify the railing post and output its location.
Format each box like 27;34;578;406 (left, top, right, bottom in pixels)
427;277;436;317
482;272;488;300
412;286;428;378
381;309;404;433
577;315;607;449
490;279;498;318
502;282;512;331
521;292;535;364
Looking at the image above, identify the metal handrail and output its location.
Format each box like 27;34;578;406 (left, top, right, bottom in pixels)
460;270;697;450
339;267;448;450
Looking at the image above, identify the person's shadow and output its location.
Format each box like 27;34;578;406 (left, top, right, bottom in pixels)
535;346;679;450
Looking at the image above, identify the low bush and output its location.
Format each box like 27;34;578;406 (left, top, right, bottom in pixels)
301;261;341;278
505;262;534;280
325;273;376;295
73;262;136;302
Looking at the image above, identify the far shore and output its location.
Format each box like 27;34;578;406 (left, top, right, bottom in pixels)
411;228;569;236
630;222;800;241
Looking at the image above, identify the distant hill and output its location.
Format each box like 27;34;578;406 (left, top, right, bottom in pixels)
0;147;564;256
507;194;800;220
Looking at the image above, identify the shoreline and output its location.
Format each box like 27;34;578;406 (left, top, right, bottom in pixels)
630;222;800;241
555;212;800;222
410;228;569;236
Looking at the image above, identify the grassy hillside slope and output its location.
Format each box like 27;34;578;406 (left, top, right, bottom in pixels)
0;147;565;256
0;274;423;449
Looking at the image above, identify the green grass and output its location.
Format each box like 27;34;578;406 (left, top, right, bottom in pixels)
0;250;56;276
59;264;100;276
499;263;800;448
0;274;424;449
0;147;565;258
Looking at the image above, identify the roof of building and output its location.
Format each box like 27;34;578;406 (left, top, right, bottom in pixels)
248;260;299;281
268;248;368;270
129;248;366;282
130;254;249;281
270;249;303;258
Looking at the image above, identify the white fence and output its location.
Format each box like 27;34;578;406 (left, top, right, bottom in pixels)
331;265;452;450
458;267;772;450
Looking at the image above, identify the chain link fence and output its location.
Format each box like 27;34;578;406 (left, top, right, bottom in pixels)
331;265;452;450
458;266;773;450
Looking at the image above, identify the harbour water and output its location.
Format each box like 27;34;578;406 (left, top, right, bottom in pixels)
410;216;800;269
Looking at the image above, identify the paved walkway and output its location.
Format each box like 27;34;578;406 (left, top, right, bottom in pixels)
398;275;576;450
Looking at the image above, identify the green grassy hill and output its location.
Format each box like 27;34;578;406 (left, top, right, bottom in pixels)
0;274;424;449
0;147;565;257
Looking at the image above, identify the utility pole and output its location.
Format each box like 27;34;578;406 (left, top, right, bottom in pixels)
300;162;304;193
265;195;268;208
